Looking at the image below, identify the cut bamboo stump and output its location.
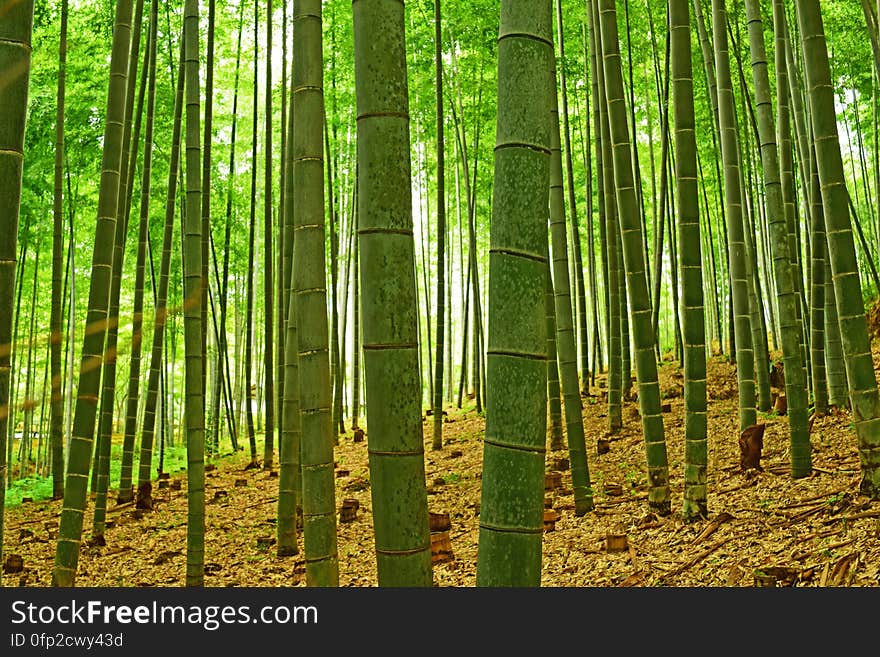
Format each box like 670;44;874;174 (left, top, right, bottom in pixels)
552;457;570;471
430;530;454;564
429;512;451;533
605;533;629;552
339;498;359;523
544;509;560;532
545;471;562;491
353;428;365;443
603;482;624;496
597;439;611;455
234;479;248;487
3;554;23;574
170;480;182;491
157;480;169;490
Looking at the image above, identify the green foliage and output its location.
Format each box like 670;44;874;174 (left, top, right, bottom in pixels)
5;441;188;507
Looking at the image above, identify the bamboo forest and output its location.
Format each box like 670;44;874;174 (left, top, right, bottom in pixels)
3;0;880;590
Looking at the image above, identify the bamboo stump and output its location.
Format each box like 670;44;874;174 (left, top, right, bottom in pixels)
543;509;560;532
339;498;359;523
545;471;562;491
429;511;451;533
3;554;23;574
552;457;570;471
605;533;629;552
429;510;454;563
430;531;454;564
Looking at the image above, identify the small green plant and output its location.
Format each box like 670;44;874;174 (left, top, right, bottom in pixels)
623;466;642;489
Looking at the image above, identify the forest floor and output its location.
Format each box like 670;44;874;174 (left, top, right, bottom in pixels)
4;346;880;588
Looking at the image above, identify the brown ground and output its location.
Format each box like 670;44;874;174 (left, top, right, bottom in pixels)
3;348;880;588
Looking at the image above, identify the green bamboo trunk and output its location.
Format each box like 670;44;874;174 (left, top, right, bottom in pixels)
796;0;880;497
711;0;756;434
182;0;206;586
201;0;216;451
277;284;302;558
50;0;68;502
353;0;432;587
292;0;340;587
244;0;259;465
808;142;829;415
92;0;146;541
824;258;848;408
432;0;446;451
598;0;670;513
772;0;809;389
555;0;589;394
0;0;35;585
53;0;133;587
136;33;184;509
694;0;735;362
120;0;159;504
277;8;301;557
670;0;708;520
262;0;276;470
351;199;361;430
744;0;811;477
781;16;812;286
586;5;609;385
214;0;245;458
546;258;564;451
476;0;553;587
590;0;622;435
549;50;593;516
